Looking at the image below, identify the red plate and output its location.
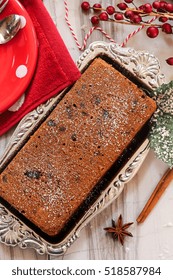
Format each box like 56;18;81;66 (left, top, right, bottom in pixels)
0;0;38;113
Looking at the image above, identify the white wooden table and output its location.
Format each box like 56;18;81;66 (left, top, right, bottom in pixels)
0;0;173;260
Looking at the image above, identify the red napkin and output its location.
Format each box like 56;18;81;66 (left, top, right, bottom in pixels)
0;0;81;136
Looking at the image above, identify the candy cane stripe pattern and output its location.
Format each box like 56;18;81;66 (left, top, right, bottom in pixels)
63;1;157;50
121;16;157;47
64;0;116;50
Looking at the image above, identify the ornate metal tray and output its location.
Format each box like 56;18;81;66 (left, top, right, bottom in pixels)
0;42;165;256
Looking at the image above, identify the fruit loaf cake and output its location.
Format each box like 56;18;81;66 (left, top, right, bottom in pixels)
0;58;156;239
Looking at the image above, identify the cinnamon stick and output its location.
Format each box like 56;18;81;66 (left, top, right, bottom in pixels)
137;168;173;223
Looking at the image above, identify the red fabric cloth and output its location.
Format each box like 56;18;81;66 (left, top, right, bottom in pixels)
0;0;81;136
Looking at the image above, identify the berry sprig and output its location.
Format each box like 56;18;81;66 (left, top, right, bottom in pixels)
81;1;173;65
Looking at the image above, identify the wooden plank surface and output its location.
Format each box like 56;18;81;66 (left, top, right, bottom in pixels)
0;0;173;260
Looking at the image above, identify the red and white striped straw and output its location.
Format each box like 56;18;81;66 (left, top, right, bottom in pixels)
121;16;157;47
64;0;116;50
64;0;157;50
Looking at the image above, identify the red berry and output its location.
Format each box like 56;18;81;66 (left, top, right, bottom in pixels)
114;13;124;20
146;26;159;38
158;1;167;12
159;16;168;22
81;1;90;11
162;23;172;34
132;14;142;23
117;3;128;10
152;1;161;10
93;3;102;12
99;12;109;21
106;6;115;15
124;0;133;3
166;57;173;65
125;10;134;19
138;5;145;12
143;3;152;13
165;3;173;13
91;15;99;25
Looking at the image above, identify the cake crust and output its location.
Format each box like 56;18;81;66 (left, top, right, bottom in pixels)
0;58;156;237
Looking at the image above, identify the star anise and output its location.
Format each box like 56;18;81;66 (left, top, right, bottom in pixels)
104;215;133;245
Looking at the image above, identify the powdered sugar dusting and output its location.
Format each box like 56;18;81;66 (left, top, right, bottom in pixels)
0;58;156;236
